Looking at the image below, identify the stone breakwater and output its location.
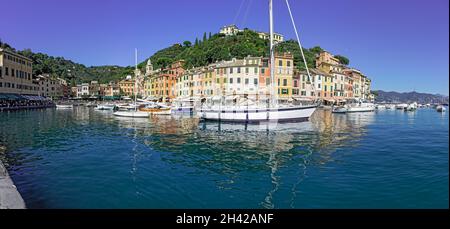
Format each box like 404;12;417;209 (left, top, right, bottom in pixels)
0;146;26;209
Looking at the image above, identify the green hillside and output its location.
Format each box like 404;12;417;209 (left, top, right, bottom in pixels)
2;31;350;84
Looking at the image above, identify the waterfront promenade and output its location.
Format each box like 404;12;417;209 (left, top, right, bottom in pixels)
0;147;25;209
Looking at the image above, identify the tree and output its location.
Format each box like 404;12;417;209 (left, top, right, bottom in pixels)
334;55;350;65
195;38;199;46
203;32;207;42
209;32;212;39
183;41;192;47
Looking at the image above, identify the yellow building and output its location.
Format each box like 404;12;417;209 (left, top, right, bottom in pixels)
0;48;39;95
274;53;294;100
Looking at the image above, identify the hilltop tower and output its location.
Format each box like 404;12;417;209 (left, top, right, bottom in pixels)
146;59;154;76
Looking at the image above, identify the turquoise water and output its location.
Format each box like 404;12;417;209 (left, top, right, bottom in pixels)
0;108;448;208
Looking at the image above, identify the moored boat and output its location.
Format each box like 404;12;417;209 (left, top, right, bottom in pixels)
112;111;150;118
96;104;116;110
332;99;375;113
396;104;408;110
436;105;446;112
198;0;318;123
56;104;73;109
139;103;172;115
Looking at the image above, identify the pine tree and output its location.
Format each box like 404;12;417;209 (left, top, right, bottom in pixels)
203;32;207;42
195;38;199;46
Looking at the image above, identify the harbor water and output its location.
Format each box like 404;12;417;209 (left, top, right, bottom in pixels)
0;108;448;208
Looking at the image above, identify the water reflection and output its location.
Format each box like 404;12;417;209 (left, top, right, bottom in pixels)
106;109;375;208
1;107;377;208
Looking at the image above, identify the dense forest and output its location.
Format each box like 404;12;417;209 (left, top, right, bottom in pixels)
1;31;350;84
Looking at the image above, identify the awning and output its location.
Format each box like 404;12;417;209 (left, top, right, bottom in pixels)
21;95;48;101
0;93;26;100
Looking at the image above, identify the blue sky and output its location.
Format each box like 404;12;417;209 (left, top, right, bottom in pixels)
0;0;448;95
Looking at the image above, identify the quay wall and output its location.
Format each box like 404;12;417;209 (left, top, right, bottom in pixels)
0;146;26;209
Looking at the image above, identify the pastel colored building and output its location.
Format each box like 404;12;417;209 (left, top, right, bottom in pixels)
0;48;39;95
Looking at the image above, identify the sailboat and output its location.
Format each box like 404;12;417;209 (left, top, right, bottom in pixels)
198;0;317;122
113;49;150;118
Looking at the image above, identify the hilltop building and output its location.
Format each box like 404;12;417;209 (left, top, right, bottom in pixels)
219;25;284;44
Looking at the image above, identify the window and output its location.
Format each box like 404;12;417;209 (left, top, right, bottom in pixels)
266;78;270;86
11;68;15;77
279;60;282;66
254;68;258;74
245;79;249;84
324;85;327;92
278;79;280;86
318;84;321;89
246;68;249;74
5;67;8;76
294;80;298;87
237;67;241;74
283;79;287;86
254;79;258;85
287;61;291;67
230;78;233;84
0;67;2;77
216;78;220;83
230;68;233;74
261;68;265;74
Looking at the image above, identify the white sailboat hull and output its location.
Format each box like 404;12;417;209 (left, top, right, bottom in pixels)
198;105;317;122
113;111;150;118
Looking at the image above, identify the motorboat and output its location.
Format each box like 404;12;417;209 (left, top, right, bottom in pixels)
113;111;150;118
332;99;375;113
436;105;446;112
171;97;198;114
95;104;116;110
385;104;395;109
376;104;386;110
139;103;172;115
56;104;73;109
405;102;417;111
396;104;408;110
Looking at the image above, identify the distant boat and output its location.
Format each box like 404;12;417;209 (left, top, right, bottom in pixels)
396;104;408;110
96;104;116;110
139;103;172;115
405;102;417;111
436;105;446;112
113;110;150;118
332;99;375;113
376;104;386;110
56;104;73;109
385;104;395;109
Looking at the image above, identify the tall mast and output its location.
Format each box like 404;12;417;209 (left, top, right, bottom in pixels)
269;0;276;107
134;48;138;111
